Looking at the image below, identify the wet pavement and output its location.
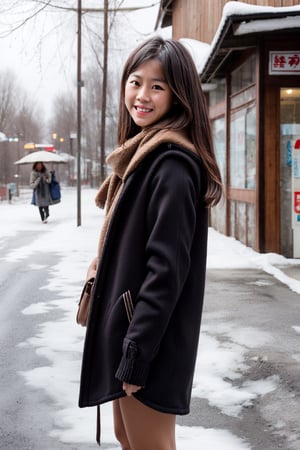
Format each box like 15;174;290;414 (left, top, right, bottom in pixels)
177;267;300;450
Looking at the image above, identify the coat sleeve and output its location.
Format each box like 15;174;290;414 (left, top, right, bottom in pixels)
115;154;202;387
30;172;41;189
44;170;51;183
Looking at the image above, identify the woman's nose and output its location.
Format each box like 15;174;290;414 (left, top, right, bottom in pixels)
137;86;150;102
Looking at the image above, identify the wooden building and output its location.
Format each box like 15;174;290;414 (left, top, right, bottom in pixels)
156;1;300;257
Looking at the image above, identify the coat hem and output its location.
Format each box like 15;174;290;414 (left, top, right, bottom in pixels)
79;391;189;416
79;390;125;408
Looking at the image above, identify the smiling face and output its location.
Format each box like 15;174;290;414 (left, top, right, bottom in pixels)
125;59;174;129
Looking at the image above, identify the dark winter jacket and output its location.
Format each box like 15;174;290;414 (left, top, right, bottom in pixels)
79;144;208;415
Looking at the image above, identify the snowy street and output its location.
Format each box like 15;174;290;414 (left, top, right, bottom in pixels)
0;188;300;449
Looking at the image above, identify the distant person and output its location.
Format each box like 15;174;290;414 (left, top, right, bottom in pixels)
79;37;222;449
30;162;51;223
8;185;13;204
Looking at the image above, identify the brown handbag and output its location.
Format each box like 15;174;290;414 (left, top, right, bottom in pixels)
76;277;95;326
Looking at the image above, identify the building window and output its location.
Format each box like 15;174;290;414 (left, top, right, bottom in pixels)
231;54;256;94
208;79;226;106
230;53;256;190
212;116;226;184
230;104;256;189
228;53;257;249
211;116;226;233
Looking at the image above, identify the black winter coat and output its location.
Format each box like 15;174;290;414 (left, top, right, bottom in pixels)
79;144;208;415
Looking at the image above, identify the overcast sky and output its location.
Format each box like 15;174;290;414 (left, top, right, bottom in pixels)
0;1;162;119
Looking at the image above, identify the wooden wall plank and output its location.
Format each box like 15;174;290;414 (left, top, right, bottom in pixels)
172;0;300;42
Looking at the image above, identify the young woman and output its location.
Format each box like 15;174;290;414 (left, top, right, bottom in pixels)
30;162;52;223
79;37;222;450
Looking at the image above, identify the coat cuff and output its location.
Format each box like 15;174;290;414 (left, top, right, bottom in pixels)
115;340;150;387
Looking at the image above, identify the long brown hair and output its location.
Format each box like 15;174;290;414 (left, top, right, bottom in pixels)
118;37;222;206
33;162;47;173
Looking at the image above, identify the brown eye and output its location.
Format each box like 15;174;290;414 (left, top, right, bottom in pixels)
153;84;164;90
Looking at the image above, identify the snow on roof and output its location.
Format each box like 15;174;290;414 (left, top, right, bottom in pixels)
179;1;300;75
0;131;7;142
234;15;300;36
223;0;300;16
179;39;211;74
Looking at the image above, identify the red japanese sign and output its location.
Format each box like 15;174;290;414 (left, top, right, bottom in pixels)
269;51;300;75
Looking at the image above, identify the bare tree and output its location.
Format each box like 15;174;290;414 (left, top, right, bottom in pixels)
0;70;43;187
0;70;17;132
14;93;43;143
48;93;77;153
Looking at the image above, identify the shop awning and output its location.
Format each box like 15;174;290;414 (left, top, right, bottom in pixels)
155;2;300;83
201;3;300;83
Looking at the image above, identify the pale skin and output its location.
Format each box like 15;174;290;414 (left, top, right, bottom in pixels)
125;58;174;130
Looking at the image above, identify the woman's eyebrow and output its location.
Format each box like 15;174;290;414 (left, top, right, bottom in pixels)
130;73;167;83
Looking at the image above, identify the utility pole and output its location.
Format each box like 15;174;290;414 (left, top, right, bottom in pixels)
77;0;82;226
74;2;154;223
100;0;108;183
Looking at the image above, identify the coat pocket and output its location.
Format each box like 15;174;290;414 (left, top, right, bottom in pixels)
122;290;134;323
103;290;135;333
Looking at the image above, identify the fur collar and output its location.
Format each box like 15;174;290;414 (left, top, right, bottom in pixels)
95;128;196;211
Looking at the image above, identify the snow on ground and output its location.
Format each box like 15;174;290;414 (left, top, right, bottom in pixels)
1;188;300;449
